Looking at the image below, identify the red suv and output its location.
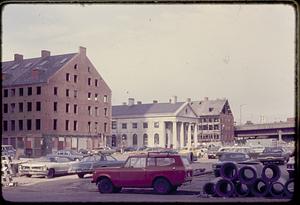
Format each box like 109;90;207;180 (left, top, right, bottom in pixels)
91;152;193;194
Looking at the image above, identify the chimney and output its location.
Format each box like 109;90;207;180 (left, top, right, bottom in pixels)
171;95;177;104
186;98;191;103
79;46;86;56
128;98;135;106
204;97;209;101
41;50;50;58
153;100;158;104
14;54;23;62
137;101;142;105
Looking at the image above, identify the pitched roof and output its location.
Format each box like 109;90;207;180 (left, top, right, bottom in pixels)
190;99;227;116
112;102;185;117
2;53;77;87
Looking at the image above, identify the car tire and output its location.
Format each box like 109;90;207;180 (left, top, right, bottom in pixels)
113;187;122;193
78;173;85;178
25;174;32;177
46;168;55;178
97;178;114;193
153;178;171;194
74;158;80;161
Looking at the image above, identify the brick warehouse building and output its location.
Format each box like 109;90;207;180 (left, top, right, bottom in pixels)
1;46;112;157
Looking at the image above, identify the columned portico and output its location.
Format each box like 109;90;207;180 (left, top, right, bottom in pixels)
187;123;192;149
180;122;184;148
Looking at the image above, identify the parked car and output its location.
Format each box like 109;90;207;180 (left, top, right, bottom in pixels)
286;156;295;179
68;154;125;178
215;146;256;159
89;147;116;155
212;152;258;177
2;145;16;159
47;149;87;161
19;156;76;178
258;146;290;165
207;146;221;159
91;152;193;194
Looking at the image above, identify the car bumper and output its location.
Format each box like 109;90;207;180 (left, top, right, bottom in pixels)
68;168;92;174
19;170;48;176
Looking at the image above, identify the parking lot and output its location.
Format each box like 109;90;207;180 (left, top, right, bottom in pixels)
2;158;292;203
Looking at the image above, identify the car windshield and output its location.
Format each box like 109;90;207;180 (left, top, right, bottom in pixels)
219;153;249;162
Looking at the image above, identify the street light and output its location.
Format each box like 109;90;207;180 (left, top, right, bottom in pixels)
240;104;246;125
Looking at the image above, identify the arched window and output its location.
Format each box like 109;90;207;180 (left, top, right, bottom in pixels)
133;134;138;146
122;134;127;141
111;135;117;147
143;134;148;146
154;133;159;145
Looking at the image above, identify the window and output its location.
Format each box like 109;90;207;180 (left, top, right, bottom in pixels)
203;118;207;123
95;79;98;87
154;133;159;145
54;87;58;95
157;158;175;166
4;89;8;97
18;120;23;131
122;123;127;129
10;103;15;113
143;122;148;128
104;123;107;132
73;121;77;131
74;104;77;114
133;134;138;145
147;157;156;166
125;157;146;168
11;120;15;131
88;66;90;73
3;121;8;131
74;90;78;98
132;123;138;129
74;75;77;83
122;134;127;141
154;122;159;128
27;119;32;130
214;125;219;130
95;107;98;116
209;107;214;112
19;88;24;96
53;119;57;130
4;104;8;113
95;93;98;101
214;118;219;122
88;122;91;132
209;118;212;122
94;122;98;132
104;108;108;116
36;119;41;130
66;73;70;81
88;92;91;100
74;64;77;69
54;102;58;112
112;121;117;129
143;134;148;146
88;106;92;115
66;103;69;113
198;125;202;130
27;87;32;96
11;88;16;97
36;86;41;95
203;125;208;130
88;78;91;86
26;102;32;112
66;89;69;97
104;95;108;103
36;102;41;111
65;120;69;131
209;125;213;130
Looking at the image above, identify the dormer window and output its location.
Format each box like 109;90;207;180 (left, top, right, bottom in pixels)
209;107;214;112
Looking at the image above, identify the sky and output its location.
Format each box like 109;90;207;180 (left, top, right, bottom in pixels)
2;3;295;124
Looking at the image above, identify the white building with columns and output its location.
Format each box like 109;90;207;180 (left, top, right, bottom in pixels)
111;97;199;149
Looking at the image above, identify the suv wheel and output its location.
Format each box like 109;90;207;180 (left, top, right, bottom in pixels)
153;178;171;194
46;168;55;178
98;178;114;193
78;173;85;178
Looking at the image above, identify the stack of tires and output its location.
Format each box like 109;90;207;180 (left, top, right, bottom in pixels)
203;162;294;198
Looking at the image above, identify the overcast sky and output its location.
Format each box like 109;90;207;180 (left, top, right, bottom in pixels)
2;4;295;124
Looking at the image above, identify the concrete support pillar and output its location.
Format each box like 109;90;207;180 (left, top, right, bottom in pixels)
180;122;184;148
187;123;192;149
278;130;283;142
194;123;198;147
172;121;177;149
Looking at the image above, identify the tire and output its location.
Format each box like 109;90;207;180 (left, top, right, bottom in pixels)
74;158;80;162
97;178;114;193
78;173;85;178
25;174;32;177
46;168;55;178
113;187;122;193
153;178;171;194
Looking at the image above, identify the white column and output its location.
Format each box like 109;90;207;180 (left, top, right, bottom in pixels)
194;123;198;147
180;122;184;148
172;121;177;149
162;121;166;148
278;130;283;142
187;123;192;149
